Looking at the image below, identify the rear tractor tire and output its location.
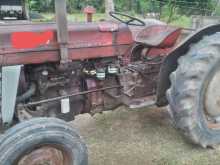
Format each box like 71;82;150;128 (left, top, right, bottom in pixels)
0;118;88;165
167;32;220;148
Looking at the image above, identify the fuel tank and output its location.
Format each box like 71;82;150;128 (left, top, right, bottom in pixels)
0;21;133;66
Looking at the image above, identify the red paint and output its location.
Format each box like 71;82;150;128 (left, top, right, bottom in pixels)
11;31;54;49
147;47;174;57
135;25;181;47
99;22;119;32
1;45;131;66
147;30;182;57
0;23;133;65
158;29;182;48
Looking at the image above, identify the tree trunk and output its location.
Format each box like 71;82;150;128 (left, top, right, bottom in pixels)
212;0;220;16
105;0;115;19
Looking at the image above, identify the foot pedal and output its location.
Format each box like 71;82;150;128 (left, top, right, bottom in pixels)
128;99;155;109
121;96;155;109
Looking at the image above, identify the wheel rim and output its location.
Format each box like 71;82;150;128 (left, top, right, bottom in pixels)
17;146;72;165
204;64;220;129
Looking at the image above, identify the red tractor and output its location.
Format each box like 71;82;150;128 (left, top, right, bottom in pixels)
1;0;220;165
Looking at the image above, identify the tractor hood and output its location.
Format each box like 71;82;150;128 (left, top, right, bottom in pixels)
0;21;133;66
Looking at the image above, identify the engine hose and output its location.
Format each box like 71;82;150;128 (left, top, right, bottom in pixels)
17;83;37;103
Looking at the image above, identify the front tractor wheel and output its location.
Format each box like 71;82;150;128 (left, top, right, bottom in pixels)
0;118;88;165
167;33;220;148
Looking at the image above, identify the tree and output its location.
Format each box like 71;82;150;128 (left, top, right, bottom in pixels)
159;0;215;16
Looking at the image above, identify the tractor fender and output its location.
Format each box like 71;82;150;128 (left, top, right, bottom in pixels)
156;24;220;106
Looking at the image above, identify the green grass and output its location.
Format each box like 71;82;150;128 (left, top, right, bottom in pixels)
163;16;192;28
161;15;192;28
170;15;192;28
38;13;191;28
72;107;220;165
39;13;106;22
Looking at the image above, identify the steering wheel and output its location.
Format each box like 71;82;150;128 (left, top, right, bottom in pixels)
109;12;146;26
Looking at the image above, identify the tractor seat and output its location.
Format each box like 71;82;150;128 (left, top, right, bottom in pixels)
135;25;182;48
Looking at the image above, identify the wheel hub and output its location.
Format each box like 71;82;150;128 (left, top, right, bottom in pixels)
18;147;65;165
205;67;220;120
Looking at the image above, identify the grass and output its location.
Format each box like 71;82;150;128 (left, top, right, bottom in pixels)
38;13;192;28
40;13;106;22
72;107;220;165
170;16;192;28
161;15;192;28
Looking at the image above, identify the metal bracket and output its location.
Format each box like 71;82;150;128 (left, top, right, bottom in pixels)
1;65;21;126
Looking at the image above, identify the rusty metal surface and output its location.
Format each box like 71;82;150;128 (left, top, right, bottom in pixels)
3;45;131;66
135;25;181;47
0;22;133;66
18;147;65;165
86;79;104;114
83;6;96;22
25;85;122;107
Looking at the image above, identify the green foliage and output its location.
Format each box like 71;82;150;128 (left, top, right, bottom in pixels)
29;0;53;12
156;0;216;23
28;0;217;15
214;5;220;16
67;0;105;13
29;0;105;13
29;0;218;28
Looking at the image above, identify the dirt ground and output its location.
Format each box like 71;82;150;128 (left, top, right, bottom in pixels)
72;106;220;165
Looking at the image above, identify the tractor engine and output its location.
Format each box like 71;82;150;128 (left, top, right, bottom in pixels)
18;62;85;121
16;55;162;121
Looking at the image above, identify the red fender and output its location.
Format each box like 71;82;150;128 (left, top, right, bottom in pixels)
135;25;182;57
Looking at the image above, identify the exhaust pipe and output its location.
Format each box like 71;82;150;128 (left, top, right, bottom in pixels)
55;0;70;64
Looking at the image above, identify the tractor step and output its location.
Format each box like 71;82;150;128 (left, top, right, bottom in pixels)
120;96;155;109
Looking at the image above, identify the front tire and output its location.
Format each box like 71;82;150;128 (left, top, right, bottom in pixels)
0;118;88;165
167;32;220;148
